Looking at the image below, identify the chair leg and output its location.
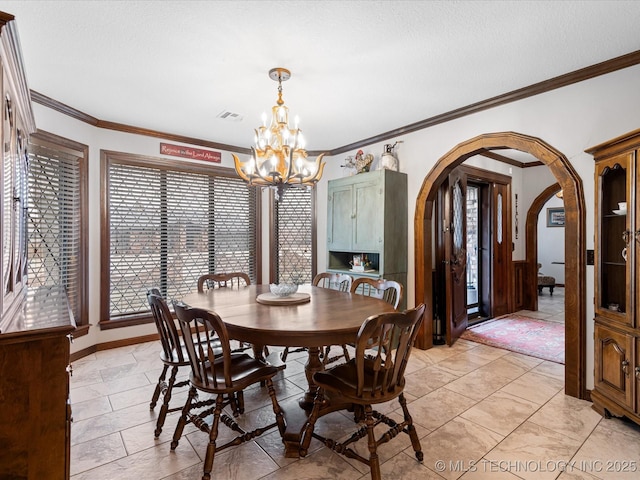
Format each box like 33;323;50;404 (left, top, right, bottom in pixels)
363;404;381;480
150;364;169;409
300;389;324;456
202;395;225;480
341;344;351;362
171;385;196;450
155;365;178;437
264;377;286;436
281;347;289;362
398;393;423;462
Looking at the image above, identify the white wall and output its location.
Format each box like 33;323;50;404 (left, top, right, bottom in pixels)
537;195;566;284
34;62;640;390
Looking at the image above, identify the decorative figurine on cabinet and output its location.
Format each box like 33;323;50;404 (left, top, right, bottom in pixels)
378;141;400;171
355;149;374;173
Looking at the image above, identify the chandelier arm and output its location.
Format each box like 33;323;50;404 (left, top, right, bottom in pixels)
232;154;252;183
300;153;327;183
251;147;282;185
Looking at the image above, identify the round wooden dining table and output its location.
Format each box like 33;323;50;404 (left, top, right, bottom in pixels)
178;283;396;456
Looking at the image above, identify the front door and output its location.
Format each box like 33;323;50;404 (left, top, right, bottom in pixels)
445;169;468;345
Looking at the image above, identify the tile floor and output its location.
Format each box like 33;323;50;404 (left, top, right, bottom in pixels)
69;288;640;479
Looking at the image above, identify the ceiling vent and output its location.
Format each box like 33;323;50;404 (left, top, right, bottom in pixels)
216;110;243;122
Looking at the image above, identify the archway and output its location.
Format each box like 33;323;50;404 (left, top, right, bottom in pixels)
414;132;586;399
525;182;562;311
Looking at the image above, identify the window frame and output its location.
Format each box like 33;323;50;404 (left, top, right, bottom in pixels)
28;130;89;337
100;150;261;329
269;187;317;284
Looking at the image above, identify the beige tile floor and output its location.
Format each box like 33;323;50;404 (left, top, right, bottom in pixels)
69;288;640;479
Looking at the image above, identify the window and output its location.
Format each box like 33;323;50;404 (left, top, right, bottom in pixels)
101;151;260;327
271;187;316;284
27;131;88;333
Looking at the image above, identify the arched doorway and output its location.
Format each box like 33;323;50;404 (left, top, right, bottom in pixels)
525;182;562;311
414;132;586;399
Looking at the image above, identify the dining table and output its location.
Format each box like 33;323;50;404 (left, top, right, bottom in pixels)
178;283;396;457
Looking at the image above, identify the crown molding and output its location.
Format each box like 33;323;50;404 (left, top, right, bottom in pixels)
325;49;640;157
31;49;640;162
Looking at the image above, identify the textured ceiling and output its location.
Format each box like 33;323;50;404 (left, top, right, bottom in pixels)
3;0;640;153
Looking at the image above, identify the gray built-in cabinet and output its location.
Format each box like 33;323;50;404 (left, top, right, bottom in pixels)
326;169;407;308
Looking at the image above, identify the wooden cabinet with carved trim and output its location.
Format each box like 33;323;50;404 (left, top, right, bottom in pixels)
587;128;640;426
0;12;75;480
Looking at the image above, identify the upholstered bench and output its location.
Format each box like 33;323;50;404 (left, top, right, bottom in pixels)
537;274;556;295
537;263;556;295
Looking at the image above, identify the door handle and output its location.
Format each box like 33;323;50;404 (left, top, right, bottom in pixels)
622;360;629;376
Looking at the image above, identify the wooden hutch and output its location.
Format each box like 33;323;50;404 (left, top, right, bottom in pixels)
587;128;640;427
0;12;76;479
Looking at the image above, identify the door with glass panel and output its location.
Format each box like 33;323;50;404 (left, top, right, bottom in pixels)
445;169;468;345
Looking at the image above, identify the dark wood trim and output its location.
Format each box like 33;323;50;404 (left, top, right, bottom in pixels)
513;260;527;311
31;130;90;329
524;183;561;311
0;12;15;29
72;324;90;339
30;91;98;125
328;50;640;156
98;314;154;330
478;149;545;169
269;194;276;283
414;132;586;400
30;51;640;159
97;119;251;155
458;163;512;185
30;90;251;155
70;332;160;362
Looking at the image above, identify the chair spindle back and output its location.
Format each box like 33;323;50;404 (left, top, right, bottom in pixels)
197;272;251;293
173;302;232;389
147;289;186;364
350;277;403;309
354;303;425;398
312;272;353;292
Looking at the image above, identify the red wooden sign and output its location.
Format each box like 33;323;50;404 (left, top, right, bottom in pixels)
160;143;221;163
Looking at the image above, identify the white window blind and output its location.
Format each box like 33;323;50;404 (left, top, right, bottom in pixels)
27;143;83;323
274;188;314;284
107;159;257;318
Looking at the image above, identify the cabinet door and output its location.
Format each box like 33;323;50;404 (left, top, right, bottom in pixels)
595;153;633;327
636;337;640;415
327;183;353;250
352;178;382;251
594;323;633;409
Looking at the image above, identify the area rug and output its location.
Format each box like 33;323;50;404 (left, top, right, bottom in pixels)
461;315;564;364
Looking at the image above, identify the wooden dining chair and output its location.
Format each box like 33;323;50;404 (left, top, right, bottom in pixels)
280;272;354;363
312;273;355;365
170;302;286;480
350;277;403;309
147;289;193;437
197;272;251;292
300;303;426;480
196;272;268;356
324;277;404;367
312;272;353;291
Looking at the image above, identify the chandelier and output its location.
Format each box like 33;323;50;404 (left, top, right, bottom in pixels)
233;67;326;200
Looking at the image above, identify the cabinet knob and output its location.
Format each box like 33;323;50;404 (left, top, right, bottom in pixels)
635;366;640;380
622;360;629;376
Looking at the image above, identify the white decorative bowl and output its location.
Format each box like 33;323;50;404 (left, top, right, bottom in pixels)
269;283;298;297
